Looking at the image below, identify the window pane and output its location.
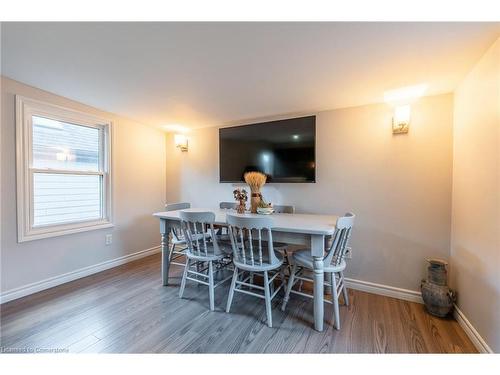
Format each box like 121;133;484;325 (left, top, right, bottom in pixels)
32;116;100;171
33;173;102;227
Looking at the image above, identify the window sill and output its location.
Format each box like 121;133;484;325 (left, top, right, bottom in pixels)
18;221;114;243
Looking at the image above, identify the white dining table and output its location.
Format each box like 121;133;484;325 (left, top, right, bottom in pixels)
153;208;338;332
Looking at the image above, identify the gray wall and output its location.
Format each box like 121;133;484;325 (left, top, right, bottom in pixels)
1;77;166;295
166;93;454;292
451;37;500;352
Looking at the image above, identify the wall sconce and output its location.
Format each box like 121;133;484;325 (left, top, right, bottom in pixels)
392;105;411;134
384;84;427;135
174;134;188;152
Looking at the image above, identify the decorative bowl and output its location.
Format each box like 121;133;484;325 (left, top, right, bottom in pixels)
257;207;274;215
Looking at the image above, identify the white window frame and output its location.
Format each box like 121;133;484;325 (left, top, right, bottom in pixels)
16;95;113;242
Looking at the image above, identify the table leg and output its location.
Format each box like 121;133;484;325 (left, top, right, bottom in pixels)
313;256;324;331
160;219;171;286
311;234;325;332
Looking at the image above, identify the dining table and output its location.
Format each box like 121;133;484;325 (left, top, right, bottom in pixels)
153;208;338;332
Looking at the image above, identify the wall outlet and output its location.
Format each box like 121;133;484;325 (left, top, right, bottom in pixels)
105;234;113;245
344;247;352;259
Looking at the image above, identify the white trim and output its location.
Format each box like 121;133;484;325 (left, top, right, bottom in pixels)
344;277;424;304
0;246;160;304
453;304;493;353
22;221;114;242
15;95;114;242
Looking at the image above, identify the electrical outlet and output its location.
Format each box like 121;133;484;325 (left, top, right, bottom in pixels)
344;247;352;259
105;234;113;245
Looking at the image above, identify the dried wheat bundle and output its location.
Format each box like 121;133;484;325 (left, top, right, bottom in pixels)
244;171;267;191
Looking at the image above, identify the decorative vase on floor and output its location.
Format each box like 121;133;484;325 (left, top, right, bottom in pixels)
244;171;267;213
421;258;456;317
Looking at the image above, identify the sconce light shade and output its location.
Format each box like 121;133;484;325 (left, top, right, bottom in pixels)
393;105;411;134
174;134;188;151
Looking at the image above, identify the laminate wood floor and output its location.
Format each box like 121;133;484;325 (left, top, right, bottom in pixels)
0;253;477;353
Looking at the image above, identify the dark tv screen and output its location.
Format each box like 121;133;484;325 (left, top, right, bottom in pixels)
219;116;316;183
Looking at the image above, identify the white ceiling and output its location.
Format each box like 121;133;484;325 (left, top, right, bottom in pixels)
2;22;499;130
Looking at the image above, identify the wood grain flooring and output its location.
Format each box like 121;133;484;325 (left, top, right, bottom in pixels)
0;253;477;353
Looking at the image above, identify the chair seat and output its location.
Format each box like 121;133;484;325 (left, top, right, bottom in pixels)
171;237;187;245
234;251;284;272
216;233;231;243
292;249;346;273
218;237;288;252
248;239;289;251
172;231;210;245
186;248;226;262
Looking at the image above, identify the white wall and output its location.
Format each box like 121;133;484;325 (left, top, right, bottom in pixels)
451;37;500;352
166;93;454;292
1;77;166;296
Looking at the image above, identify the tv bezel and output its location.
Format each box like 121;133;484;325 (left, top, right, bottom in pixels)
218;115;316;184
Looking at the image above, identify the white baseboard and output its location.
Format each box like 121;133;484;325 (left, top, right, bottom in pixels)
453;304;493;353
345;277;424;304
0;245;161;304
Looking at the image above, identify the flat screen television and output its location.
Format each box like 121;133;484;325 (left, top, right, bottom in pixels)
219;116;316;183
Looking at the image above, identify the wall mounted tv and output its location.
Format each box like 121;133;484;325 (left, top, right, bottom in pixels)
219;116;316;183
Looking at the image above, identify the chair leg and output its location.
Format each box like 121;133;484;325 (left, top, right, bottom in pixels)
270;273;275;296
281;263;297;311
340;271;349;306
208;261;215;311
279;267;286;295
283;249;292;277
263;271;273;328
326;272;333;295
226;267;239;313
179;257;190;298
169;243;176;262
330;272;340;330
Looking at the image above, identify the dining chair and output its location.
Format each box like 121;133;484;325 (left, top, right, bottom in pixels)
271;205;295;277
219;201;237;210
165;202;191;267
179;211;232;311
281;212;355;329
217;202;237;243
225;214;285;328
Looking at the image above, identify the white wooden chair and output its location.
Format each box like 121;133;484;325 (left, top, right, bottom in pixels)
219;201;236;210
281;213;355;329
165;202;191;267
216;202;237;243
272;205;295;276
225;214;285;327
179;211;232;311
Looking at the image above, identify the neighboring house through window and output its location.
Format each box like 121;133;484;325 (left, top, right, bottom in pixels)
16;96;113;242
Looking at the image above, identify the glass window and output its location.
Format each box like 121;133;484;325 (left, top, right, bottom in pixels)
16;96;113;242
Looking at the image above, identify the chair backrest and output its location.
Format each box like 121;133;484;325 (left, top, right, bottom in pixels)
273;205;295;214
165;202;191;240
219;201;236;209
324;213;355;266
226;214;279;267
180;211;221;257
165;202;190;211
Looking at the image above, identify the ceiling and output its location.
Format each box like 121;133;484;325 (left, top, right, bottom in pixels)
2;22;499;130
